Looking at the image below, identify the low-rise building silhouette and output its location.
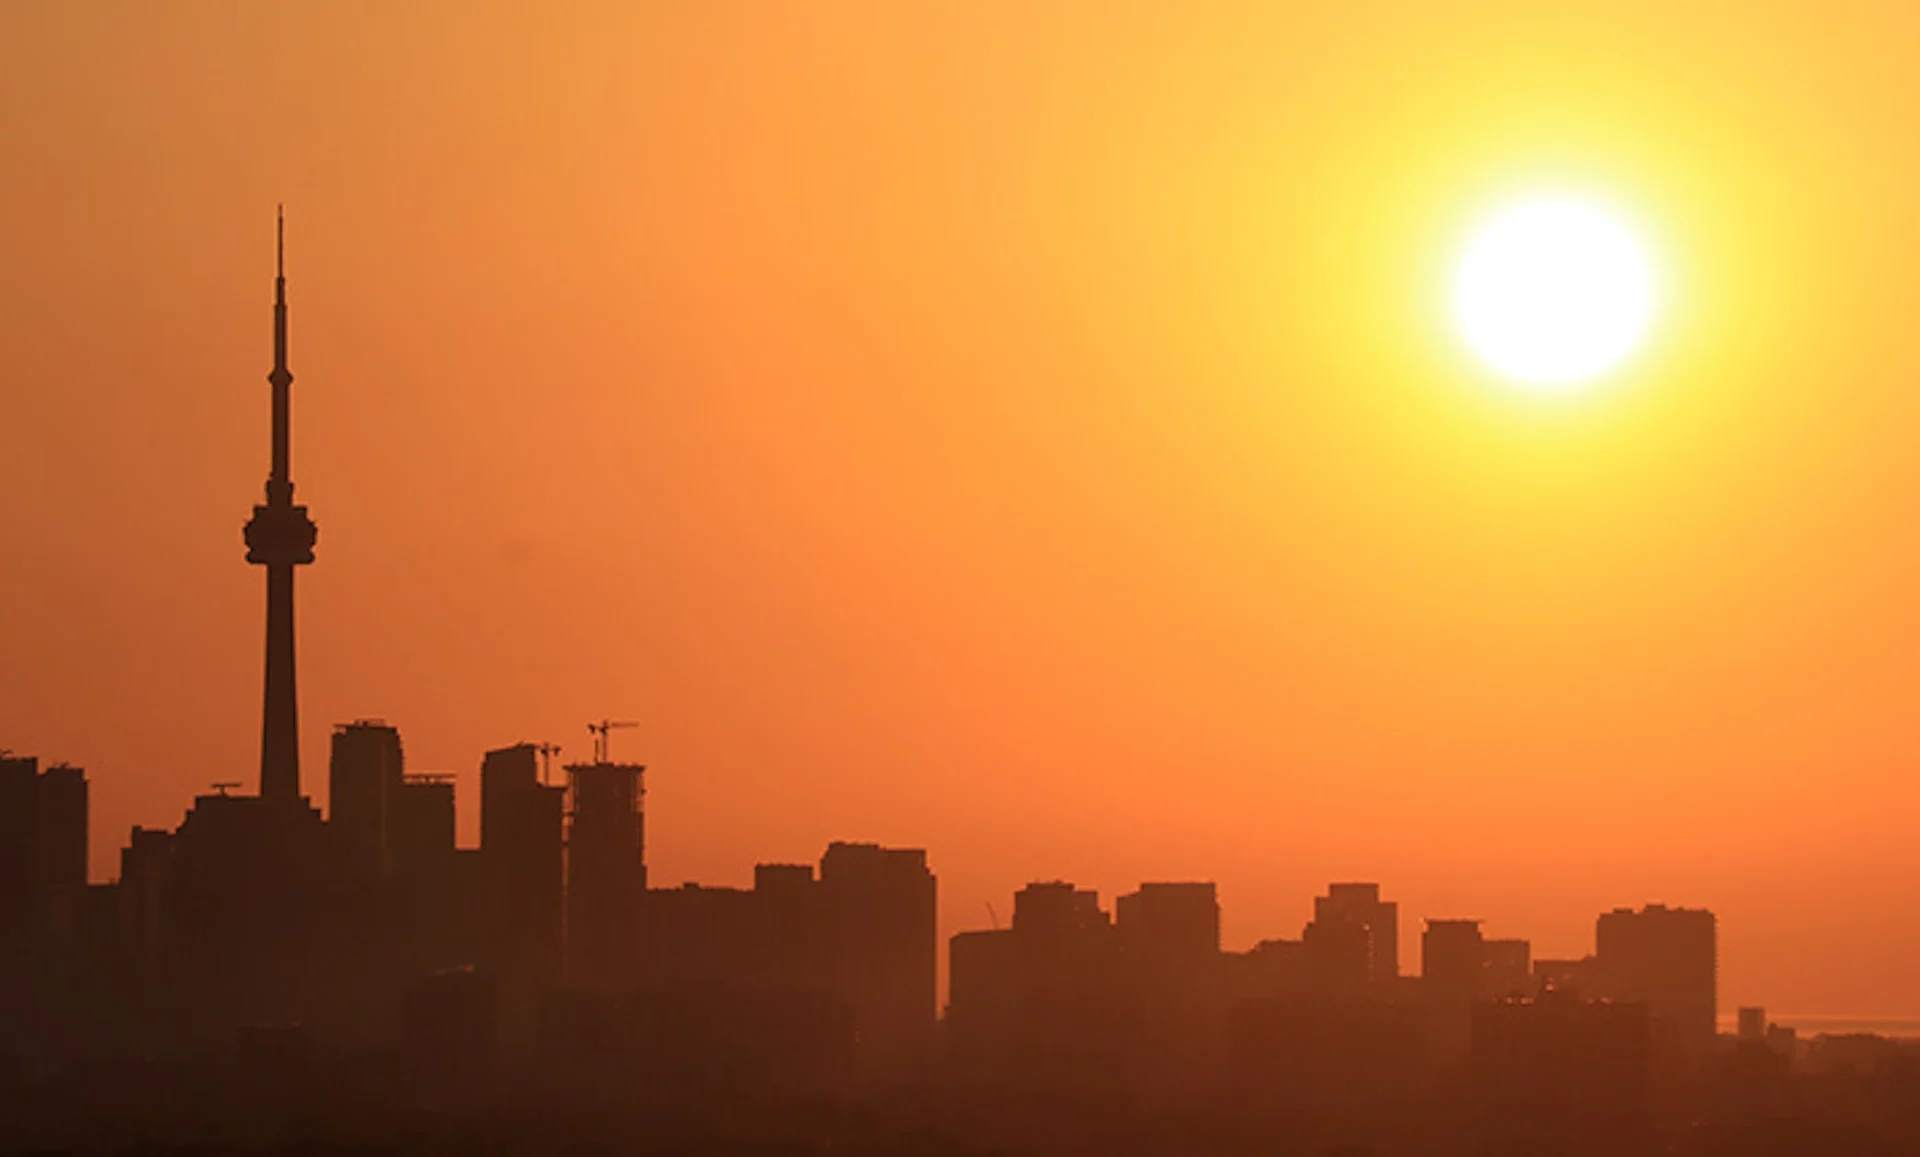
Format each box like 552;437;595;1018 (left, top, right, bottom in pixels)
1472;992;1653;1156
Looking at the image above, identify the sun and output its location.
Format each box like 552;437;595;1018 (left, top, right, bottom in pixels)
1451;195;1658;391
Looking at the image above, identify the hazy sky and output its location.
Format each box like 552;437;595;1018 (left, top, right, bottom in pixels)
6;2;1920;1016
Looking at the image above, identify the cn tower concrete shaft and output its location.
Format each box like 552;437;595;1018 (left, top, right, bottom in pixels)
242;209;318;805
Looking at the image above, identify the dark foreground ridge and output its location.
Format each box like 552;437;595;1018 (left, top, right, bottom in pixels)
5;226;1918;1155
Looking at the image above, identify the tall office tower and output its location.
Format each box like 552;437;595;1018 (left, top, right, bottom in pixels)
0;759;89;955
1422;918;1487;1002
0;755;41;959
564;760;646;990
946;926;1021;1079
32;764;88;932
329;720;404;881
1422;918;1489;1065
242;209;319;807
1595;903;1718;1056
1018;881;1129;1088
818;842;937;1081
1313;882;1400;982
1116;882;1223;1090
479;744;565;990
389;775;470;971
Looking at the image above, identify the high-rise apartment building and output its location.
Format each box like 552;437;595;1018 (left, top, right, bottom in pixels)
565;760;646;990
819;841;937;1080
329;720;404;882
1422;918;1486;1003
1595;903;1717;1056
0;756;88;966
1314;882;1400;982
479;744;565;990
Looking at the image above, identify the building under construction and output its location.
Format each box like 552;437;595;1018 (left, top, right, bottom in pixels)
563;722;647;992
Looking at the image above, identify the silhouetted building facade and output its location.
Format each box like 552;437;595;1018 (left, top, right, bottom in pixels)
0;756;92;1057
1422;918;1486;1002
403;966;498;1098
947;882;1131;1090
1116;882;1223;1092
819;841;937;1082
167;789;332;1037
0;755;39;969
0;758;87;958
1534;954;1600;998
1595;903;1717;1060
539;843;926;1095
116;826;172;973
1229;995;1431;1114
328;720;403;884
1313;881;1399;983
479;743;565;1047
1472;993;1653;1156
1301;913;1373;996
565;760;646;991
1483;936;1531;999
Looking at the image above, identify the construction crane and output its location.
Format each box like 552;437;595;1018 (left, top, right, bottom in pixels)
587;719;638;763
536;742;562;786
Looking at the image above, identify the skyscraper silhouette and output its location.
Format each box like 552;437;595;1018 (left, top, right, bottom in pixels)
1312;882;1399;984
330;720;404;883
242;209;318;806
1595;903;1717;1060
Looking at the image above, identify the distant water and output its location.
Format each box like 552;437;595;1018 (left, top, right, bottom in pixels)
1718;1014;1920;1039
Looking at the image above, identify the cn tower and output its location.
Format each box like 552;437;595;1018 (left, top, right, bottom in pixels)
242;209;318;805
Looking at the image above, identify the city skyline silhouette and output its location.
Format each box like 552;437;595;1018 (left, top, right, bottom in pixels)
4;4;1919;1028
0;203;1901;1156
7;7;1920;1152
0;209;1848;1024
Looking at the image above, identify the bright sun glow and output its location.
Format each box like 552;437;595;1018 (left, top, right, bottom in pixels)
1451;195;1658;390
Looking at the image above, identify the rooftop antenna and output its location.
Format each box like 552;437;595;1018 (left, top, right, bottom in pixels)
536;742;562;786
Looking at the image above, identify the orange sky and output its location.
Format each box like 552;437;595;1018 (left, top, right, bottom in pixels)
6;2;1920;1018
